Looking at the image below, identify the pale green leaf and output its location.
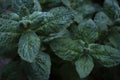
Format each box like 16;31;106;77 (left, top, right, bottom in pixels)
29;11;53;30
12;0;41;17
75;55;94;78
61;0;71;8
18;31;40;62
35;7;74;35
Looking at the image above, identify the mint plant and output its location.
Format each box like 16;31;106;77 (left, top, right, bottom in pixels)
0;0;120;80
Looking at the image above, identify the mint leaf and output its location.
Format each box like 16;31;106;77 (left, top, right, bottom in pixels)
104;0;120;19
75;55;94;78
29;11;53;30
94;12;112;30
109;33;120;49
0;12;20;21
35;7;74;35
77;19;98;43
50;38;82;61
0;18;20;54
24;52;51;80
89;44;120;67
12;0;41;17
18;31;40;62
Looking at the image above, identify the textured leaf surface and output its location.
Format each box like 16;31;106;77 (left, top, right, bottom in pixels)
75;55;94;78
94;12;112;30
35;7;74;35
29;11;53;30
109;33;120;49
50;38;82;61
25;53;51;80
0;18;20;54
18;31;40;62
89;44;120;67
0;12;20;21
76;19;98;43
104;0;120;19
12;0;41;17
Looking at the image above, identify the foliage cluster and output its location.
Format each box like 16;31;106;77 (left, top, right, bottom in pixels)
0;0;120;80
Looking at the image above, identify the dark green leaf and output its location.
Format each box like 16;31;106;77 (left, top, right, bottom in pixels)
0;18;20;54
50;38;82;61
109;33;120;49
24;52;51;80
89;44;120;67
77;19;98;43
94;12;112;30
0;12;20;21
104;0;120;19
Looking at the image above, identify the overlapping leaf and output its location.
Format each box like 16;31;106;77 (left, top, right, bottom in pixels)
50;38;82;61
104;0;120;19
94;12;112;30
24;52;51;80
0;18;20;54
75;55;94;78
35;7;74;35
75;19;98;43
18;31;40;62
109;33;120;49
89;44;120;67
11;0;41;17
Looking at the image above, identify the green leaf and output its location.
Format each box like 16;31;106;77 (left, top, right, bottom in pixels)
104;0;120;19
12;0;41;17
76;2;99;18
24;52;51;80
75;55;94;78
35;7;74;35
42;29;70;42
18;31;40;62
0;18;20;54
109;33;120;49
0;12;20;21
94;12;112;30
77;19;98;43
50;38;82;61
29;11;53;30
73;12;83;24
89;44;120;67
61;0;71;8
